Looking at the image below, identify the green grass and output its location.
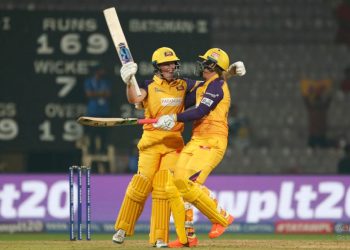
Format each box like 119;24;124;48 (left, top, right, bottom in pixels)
0;233;341;241
0;233;348;250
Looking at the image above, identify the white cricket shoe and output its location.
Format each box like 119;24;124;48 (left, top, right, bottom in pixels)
112;229;126;244
154;239;167;248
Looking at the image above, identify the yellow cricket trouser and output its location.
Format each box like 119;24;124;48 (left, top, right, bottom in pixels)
172;135;230;227
173;136;227;183
114;130;183;242
137;130;183;179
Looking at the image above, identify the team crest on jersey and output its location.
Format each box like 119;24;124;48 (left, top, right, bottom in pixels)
176;85;184;91
201;97;214;107
161;98;182;106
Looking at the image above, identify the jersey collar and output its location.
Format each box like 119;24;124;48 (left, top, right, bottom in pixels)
204;73;220;85
153;75;178;86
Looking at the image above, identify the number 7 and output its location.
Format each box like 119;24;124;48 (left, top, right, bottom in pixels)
56;76;76;97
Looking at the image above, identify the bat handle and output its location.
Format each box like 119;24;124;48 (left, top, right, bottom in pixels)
137;118;158;125
130;75;142;96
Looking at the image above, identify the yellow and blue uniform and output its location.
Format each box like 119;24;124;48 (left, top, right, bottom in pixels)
163;48;235;246
115;75;197;244
167;73;232;243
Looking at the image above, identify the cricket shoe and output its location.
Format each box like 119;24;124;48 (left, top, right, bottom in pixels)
168;235;199;248
112;229;126;244
154;239;167;248
208;214;234;239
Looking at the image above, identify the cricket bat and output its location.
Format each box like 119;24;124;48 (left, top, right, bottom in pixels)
103;7;142;102
77;116;158;127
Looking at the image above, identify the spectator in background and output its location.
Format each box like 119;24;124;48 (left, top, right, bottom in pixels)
338;144;350;174
84;64;111;172
341;67;350;93
336;0;350;105
335;0;350;46
228;104;251;153
300;78;333;148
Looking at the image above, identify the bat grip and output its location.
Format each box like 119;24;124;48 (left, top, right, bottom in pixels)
130;75;142;96
137;118;158;125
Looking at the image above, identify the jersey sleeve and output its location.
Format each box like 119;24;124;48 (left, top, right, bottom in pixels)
177;80;224;122
139;80;152;94
183;78;202;109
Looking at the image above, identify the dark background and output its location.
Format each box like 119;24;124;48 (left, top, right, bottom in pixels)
0;9;210;171
0;0;349;174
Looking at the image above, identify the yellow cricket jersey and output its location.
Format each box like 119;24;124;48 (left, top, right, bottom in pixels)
192;74;231;137
140;75;196;132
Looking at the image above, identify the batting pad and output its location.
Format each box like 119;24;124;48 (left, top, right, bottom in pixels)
149;170;171;244
166;173;187;244
115;174;152;235
174;179;228;226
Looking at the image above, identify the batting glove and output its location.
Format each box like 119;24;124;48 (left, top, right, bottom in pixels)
228;61;246;76
120;62;138;85
153;114;177;130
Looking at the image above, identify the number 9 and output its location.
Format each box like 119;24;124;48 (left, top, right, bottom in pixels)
63;120;83;141
0;118;18;140
87;33;108;54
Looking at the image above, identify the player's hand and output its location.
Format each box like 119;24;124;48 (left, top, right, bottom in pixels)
120;62;138;85
153;114;177;130
228;61;246;76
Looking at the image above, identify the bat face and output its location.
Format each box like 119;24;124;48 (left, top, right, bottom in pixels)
103;7;142;97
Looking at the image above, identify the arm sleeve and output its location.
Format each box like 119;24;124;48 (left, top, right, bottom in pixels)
183;78;202;109
184;88;197;109
139;80;152;94
177;81;224;122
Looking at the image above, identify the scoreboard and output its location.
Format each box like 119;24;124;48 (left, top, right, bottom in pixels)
0;10;210;156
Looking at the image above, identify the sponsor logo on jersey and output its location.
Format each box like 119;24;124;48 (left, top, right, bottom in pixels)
201;97;214;107
206;92;219;98
161;98;182;106
154;87;165;93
